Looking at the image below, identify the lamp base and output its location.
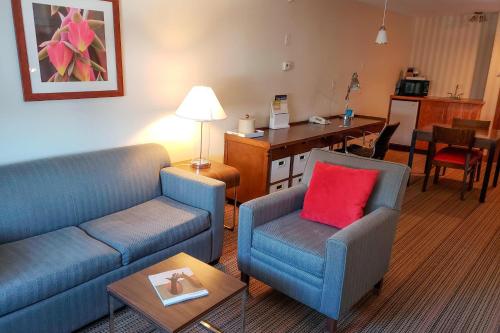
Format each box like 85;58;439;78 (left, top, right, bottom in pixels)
191;158;211;169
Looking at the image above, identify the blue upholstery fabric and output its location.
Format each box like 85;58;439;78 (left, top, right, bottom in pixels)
0;227;121;317
79;196;210;265
0;144;170;244
238;185;307;273
237;149;410;321
161;168;226;262
0;230;212;333
321;207;400;318
252;211;339;278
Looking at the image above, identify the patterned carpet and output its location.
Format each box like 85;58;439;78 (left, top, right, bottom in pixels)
80;151;500;333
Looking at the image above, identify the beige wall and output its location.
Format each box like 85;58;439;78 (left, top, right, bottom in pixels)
409;13;498;99
482;16;500;122
0;0;414;165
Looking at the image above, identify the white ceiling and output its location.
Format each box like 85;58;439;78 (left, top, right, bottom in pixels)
356;0;500;16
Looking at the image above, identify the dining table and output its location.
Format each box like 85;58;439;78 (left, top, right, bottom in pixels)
407;124;500;203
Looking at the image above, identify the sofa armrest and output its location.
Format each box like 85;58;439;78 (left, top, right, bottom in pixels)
237;184;308;273
160;167;226;261
320;206;399;319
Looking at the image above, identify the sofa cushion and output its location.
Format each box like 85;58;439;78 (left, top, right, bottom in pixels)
252;210;339;278
0;227;121;317
79;196;210;265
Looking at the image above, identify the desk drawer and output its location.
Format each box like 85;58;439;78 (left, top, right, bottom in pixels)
292;152;310;176
270;180;289;193
291;175;304;187
270;157;291;183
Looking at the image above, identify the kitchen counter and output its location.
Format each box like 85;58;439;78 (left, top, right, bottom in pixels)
391;95;485;105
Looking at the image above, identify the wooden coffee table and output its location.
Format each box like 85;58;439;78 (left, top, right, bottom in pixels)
107;253;247;333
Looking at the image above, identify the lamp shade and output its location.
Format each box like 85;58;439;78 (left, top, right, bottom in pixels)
375;26;388;44
176;86;227;121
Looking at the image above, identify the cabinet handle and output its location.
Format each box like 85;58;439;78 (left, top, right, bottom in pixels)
300;155;305;160
277;185;283;190
278;161;285;166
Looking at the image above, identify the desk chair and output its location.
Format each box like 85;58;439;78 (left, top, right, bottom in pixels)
336;123;400;160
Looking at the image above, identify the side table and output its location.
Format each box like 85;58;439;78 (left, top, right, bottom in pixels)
173;161;240;231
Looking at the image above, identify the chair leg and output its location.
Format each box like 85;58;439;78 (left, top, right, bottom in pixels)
461;169;468;200
374;278;384;296
441;167;446;176
476;158;482;182
240;272;250;284
433;166;441;184
326;318;338;333
468;166;475;192
422;164;432;192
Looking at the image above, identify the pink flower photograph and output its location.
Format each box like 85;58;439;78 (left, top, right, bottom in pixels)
33;4;108;82
12;0;123;101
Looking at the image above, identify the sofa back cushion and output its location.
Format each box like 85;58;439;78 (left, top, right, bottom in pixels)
303;149;410;214
0;144;169;244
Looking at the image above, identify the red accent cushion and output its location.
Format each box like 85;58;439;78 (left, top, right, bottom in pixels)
434;147;482;165
300;162;380;229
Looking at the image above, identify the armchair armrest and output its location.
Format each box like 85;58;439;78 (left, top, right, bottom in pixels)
320;207;399;319
160;167;226;261
237;185;308;272
363;130;378;147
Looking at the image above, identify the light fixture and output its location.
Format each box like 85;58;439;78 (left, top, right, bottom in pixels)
176;86;227;169
345;72;361;111
375;0;389;45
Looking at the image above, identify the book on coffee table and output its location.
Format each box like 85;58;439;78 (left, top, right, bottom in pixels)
148;267;208;306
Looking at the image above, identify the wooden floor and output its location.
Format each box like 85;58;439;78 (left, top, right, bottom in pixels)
221;150;500;333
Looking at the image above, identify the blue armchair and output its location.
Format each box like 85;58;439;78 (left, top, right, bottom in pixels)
237;149;410;332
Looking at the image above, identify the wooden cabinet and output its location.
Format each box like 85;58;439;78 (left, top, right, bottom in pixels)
390;96;484;151
224;116;385;203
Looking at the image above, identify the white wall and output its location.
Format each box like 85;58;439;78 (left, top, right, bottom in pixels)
0;0;414;165
409;13;499;99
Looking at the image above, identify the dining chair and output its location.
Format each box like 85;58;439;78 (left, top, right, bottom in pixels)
449;118;491;181
422;126;481;200
336;122;400;160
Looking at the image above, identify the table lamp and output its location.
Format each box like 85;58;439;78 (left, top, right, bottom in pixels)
176;86;227;169
344;72;360;112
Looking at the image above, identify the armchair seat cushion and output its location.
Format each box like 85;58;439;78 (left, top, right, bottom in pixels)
79;196;210;265
252;211;339;278
0;227;121;317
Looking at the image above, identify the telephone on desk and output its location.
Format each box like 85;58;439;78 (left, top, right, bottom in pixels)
309;116;330;125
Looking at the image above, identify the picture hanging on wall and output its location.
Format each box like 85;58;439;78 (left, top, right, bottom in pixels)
11;0;124;101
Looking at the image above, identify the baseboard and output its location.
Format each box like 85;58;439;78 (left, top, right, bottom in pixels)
390;144;427;155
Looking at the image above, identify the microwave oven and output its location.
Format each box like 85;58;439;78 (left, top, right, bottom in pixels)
395;79;430;97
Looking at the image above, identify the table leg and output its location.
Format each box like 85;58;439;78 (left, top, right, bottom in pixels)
480;143;496;203
241;289;247;333
108;294;115;333
494;152;499;187
224;187;237;231
407;131;417;186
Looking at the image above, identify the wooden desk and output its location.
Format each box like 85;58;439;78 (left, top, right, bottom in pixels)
224;115;386;203
408;125;500;203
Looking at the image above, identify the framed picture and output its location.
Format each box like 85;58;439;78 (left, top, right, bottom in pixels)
11;0;123;101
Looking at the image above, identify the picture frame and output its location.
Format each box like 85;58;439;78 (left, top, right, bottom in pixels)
11;0;124;101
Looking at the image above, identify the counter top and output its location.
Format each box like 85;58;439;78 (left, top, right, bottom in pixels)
391;95;485;105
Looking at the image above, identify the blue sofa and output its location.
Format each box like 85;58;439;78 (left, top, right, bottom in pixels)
238;149;410;332
0;144;226;333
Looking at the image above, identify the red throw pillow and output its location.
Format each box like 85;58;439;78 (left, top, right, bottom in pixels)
300;162;380;228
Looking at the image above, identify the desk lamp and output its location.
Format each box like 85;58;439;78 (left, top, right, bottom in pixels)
176;86;227;169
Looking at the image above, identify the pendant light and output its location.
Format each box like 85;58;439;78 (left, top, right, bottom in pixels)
375;0;389;45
